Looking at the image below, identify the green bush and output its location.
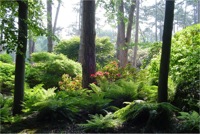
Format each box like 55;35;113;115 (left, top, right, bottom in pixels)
170;24;200;84
0;54;13;63
54;37;80;61
0;61;15;94
170;24;200;111
26;52;82;89
54;36;116;68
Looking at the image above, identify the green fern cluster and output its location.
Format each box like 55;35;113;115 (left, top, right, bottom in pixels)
79;112;123;132
177;111;200;133
23;84;56;113
0;94;21;123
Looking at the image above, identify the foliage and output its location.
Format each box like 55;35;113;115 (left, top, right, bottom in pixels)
101;79;138;108
59;74;82;91
79;112;123;132
114;101;180;132
177;111;200;133
54;37;116;68
0;61;15;94
23;84;56;113
92;61;137;84
0;94;22;123
170;24;200;84
54;37;80;61
0;0;46;53
170;24;200;111
26;52;82;89
0;54;13;63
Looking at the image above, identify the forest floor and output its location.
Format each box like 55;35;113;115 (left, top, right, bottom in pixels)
1;113;84;133
1;113;141;133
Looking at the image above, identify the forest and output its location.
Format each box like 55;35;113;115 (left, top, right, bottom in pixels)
0;0;200;133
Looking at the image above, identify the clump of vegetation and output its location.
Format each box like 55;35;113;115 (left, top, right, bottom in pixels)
0;61;15;94
177;111;200;133
171;24;200;111
54;37;116;68
0;54;13;63
26;52;82;89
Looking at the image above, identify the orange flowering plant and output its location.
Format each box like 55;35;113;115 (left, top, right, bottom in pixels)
59;74;82;91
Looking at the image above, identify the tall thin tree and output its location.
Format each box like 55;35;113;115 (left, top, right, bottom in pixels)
13;0;28;115
132;0;139;67
81;0;96;89
158;0;175;103
47;0;53;52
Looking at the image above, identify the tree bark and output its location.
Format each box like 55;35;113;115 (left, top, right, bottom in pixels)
198;0;200;23
13;0;28;115
81;0;96;89
126;0;136;62
78;0;83;63
116;0;126;67
155;0;158;42
47;0;53;52
132;0;139;67
158;0;175;103
53;0;61;35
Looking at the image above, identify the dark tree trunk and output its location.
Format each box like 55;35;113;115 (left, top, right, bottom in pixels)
116;0;126;67
133;0;139;67
81;0;96;89
158;0;175;103
13;0;28;115
47;0;53;52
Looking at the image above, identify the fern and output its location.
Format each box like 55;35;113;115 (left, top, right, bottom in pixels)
79;112;123;132
177;111;200;132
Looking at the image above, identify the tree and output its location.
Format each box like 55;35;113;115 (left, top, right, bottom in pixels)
116;0;136;67
81;0;96;89
158;0;175;103
47;0;53;52
132;0;139;67
13;0;28;115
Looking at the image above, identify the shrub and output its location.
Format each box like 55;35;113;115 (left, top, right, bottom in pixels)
0;54;13;63
54;37;80;61
171;24;200;111
26;52;82;89
59;74;82;91
0;61;15;94
54;37;116;68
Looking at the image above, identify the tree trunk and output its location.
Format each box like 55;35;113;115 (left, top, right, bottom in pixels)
13;0;28;115
47;0;53;52
126;0;136;63
158;0;175;103
132;0;139;67
155;0;157;42
81;0;96;89
28;38;35;58
53;0;61;35
116;0;126;67
78;0;83;63
198;0;200;23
